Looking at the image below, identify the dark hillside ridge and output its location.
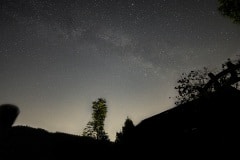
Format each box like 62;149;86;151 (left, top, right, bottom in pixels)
1;126;113;159
127;86;240;158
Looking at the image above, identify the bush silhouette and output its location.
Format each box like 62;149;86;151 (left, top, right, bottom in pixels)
0;104;20;131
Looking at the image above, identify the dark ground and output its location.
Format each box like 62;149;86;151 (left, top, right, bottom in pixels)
1;86;239;159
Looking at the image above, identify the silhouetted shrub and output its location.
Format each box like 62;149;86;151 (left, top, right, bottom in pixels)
0;104;20;131
115;117;135;144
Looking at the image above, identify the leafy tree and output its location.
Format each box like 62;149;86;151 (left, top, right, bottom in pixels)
174;58;240;105
115;117;135;144
174;67;211;105
218;0;240;23
83;98;109;141
82;121;96;138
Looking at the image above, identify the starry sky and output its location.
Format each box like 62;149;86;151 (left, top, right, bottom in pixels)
0;0;240;141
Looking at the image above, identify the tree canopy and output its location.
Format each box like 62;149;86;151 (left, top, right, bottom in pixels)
115;117;135;144
174;67;210;105
174;58;240;105
218;0;240;23
83;98;109;141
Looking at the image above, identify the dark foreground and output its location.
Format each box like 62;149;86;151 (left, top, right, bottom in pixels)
1;87;239;159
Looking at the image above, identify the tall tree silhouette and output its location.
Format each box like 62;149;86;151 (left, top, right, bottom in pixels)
115;117;135;144
83;98;109;141
218;0;240;23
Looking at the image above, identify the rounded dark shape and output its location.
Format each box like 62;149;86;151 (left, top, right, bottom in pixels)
0;104;20;130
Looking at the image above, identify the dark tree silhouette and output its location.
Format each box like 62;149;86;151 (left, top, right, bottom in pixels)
83;98;109;141
115;117;135;144
174;58;240;105
82;121;96;138
0;104;20;131
218;0;240;23
174;67;210;105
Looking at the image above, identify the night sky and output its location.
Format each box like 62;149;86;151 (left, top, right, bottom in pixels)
1;0;240;141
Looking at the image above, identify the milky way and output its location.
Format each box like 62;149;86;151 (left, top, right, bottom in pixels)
1;0;240;140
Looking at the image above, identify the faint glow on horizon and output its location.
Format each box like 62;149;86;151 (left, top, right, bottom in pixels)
1;0;240;141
